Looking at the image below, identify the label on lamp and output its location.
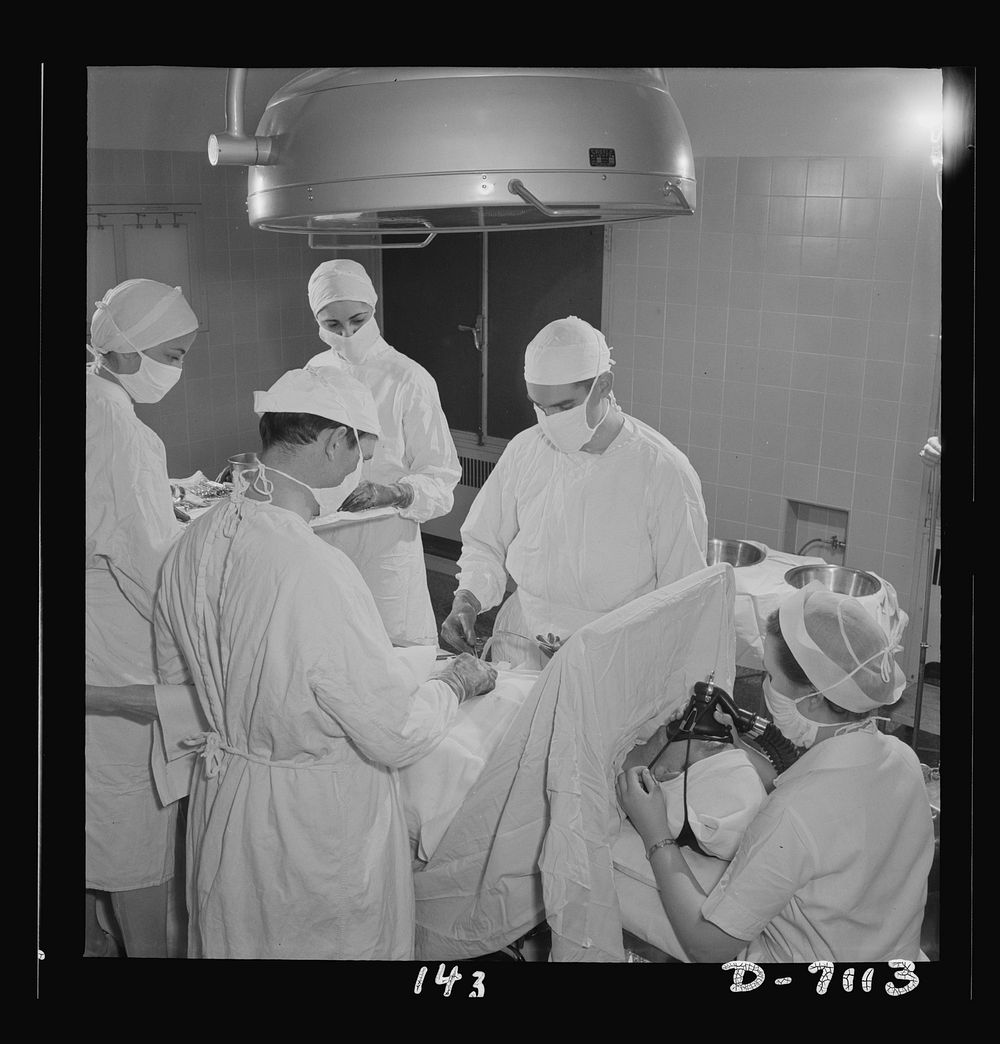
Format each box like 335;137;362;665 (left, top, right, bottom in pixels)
589;148;616;168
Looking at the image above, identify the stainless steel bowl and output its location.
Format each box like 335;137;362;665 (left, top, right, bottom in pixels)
706;538;766;568
216;452;260;484
783;564;882;597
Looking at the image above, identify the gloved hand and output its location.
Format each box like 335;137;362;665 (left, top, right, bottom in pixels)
535;632;563;658
919;435;942;468
340;480;414;512
440;589;482;654
436;652;497;704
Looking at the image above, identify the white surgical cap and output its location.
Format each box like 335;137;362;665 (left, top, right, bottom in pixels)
307;259;378;317
90;279;198;356
523;316;614;385
253;367;382;437
778;582;906;712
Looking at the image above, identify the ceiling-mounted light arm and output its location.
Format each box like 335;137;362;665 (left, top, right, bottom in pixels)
302;215;438;250
207;68;276;167
306;230;438;251
506;178;691;219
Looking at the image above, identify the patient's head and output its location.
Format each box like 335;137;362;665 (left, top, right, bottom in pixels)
623;721;730;782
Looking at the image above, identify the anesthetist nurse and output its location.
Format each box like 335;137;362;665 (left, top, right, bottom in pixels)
305;260;462;646
85;279;206;957
441;316;708;669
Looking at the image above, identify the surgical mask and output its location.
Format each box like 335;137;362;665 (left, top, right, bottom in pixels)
317;316;381;364
114;352;182;403
534;378;610;453
762;679;822;749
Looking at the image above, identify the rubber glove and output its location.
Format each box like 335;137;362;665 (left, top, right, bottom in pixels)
340;480;414;511
534;632;563;658
919;436;941;468
440;589;482;654
435;652;497;703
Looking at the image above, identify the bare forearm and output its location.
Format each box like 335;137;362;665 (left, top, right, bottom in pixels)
85;684;158;722
647;844;747;963
734;736;778;792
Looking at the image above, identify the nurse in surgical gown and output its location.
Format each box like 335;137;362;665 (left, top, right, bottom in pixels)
305;259;461;646
85;278;199;957
153;367;484;959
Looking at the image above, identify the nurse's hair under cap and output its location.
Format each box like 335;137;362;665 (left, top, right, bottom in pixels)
778;582;906;713
523;315;615;385
307;259;378;317
253;367;382;438
89;279;198;357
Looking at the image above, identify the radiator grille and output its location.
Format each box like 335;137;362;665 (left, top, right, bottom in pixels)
459;455;496;489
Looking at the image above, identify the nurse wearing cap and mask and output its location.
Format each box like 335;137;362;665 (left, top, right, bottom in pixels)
617;583;935;963
441;316;708;669
305;260;461;646
153;367;495;959
86;279;206;957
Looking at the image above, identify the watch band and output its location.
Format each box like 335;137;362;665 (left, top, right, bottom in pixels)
646;837;676;860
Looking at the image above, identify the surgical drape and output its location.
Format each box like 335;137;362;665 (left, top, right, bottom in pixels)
412;564;736;961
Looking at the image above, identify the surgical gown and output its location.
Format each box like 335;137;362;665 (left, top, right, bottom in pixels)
154;498;459;959
307;339;461;645
85;373;181;890
457;414;708;666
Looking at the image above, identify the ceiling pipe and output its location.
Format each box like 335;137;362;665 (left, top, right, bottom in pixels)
207;68;276;167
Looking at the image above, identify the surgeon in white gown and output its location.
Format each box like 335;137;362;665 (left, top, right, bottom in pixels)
305;260;461;646
441;316;709;668
86;278;205;957
153;367;495;959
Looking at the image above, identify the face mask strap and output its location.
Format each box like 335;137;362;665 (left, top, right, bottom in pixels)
86;343;105;375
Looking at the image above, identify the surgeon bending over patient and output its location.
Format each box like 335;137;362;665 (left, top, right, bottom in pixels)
617;584;935;963
154;367;495;959
442;316;708;668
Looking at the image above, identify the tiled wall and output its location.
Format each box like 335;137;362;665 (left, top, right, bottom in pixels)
607;155;941;672
88;147;941;675
87;147;380;480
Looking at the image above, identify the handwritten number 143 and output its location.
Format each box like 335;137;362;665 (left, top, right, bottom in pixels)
414;964;485;998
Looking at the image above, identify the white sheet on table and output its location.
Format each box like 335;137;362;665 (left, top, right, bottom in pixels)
400;668;541;862
412;563;737;962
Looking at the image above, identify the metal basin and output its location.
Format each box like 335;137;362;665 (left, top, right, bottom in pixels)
706;538;766;568
216;452;260;484
783;564;882;597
